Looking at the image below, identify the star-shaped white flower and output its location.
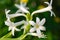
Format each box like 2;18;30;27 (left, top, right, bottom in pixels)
29;17;46;38
5;20;20;36
31;0;56;17
5;19;25;36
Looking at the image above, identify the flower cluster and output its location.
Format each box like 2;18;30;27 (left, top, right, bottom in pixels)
5;9;25;36
5;0;55;39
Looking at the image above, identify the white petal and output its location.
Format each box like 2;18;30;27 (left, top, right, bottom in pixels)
49;10;56;17
36;29;46;38
44;0;53;6
31;7;50;16
8;27;12;31
20;26;24;29
36;17;40;24
27;33;38;36
14;20;25;26
5;21;9;26
29;21;35;26
27;33;46;38
5;21;11;26
15;28;20;31
36;28;41;35
15;4;20;8
50;0;53;5
30;27;36;33
20;6;29;13
44;2;49;5
38;34;46;38
11;28;15;36
5;9;10;14
39;26;46;31
15;4;29;13
9;13;26;18
39;18;46;25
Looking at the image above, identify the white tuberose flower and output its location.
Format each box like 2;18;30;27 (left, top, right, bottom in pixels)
5;9;27;19
5;19;25;36
15;3;29;14
32;0;56;17
5;20;20;36
29;17;46;38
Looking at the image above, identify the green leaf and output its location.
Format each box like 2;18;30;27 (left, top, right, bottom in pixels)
0;38;19;40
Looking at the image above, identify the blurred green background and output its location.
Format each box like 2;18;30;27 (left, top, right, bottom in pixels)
0;0;60;40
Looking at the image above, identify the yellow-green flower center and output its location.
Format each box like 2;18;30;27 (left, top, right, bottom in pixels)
35;24;39;28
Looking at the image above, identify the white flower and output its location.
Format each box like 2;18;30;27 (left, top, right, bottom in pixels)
5;19;25;36
5;20;19;36
29;17;46;38
5;9;27;36
5;9;27;19
15;4;29;14
31;0;56;17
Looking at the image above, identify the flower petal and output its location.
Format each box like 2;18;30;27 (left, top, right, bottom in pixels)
27;33;38;36
36;28;46;38
38;33;46;38
36;17;40;24
14;20;25;26
39;18;46;25
36;28;41;35
11;28;15;36
44;2;49;5
15;4;29;13
49;10;56;17
5;9;10;14
31;7;50;16
50;0;53;5
5;21;12;26
39;26;46;31
15;28;20;31
30;27;35;33
15;4;20;9
9;13;26;18
29;21;35;26
20;6;30;13
8;27;12;31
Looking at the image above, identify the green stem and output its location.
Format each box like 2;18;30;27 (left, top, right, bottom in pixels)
1;32;27;40
26;13;32;21
18;34;27;40
17;13;32;40
0;32;12;39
